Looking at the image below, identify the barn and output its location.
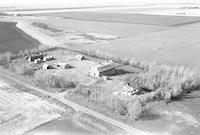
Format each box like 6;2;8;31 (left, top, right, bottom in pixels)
90;63;116;77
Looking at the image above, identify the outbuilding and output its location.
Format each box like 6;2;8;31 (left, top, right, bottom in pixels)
34;58;41;64
42;64;52;69
43;56;55;61
76;55;85;61
55;62;72;69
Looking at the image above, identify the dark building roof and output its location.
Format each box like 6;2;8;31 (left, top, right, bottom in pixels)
28;54;44;60
97;63;116;72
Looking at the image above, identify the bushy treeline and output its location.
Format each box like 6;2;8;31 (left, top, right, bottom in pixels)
0;47;48;76
126;64;200;101
15;45;50;58
0;46;50;65
34;70;75;89
0;12;8;16
73;85;145;120
0;46;55;77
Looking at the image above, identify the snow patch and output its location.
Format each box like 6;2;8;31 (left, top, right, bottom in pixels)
16;21;60;46
0;81;65;135
162;110;200;127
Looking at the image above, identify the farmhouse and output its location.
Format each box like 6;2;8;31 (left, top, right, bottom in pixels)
34;58;42;64
90;63;116;77
43;56;55;61
27;54;44;62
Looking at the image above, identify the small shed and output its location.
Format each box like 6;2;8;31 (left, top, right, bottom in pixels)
102;76;110;80
43;57;48;61
76;55;85;61
43;64;52;69
55;62;71;69
90;63;116;77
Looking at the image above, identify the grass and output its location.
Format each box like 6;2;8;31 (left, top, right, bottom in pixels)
79;113;121;134
0;45;51;65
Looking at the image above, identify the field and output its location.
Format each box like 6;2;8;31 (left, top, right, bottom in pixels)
40;12;200;26
33;12;200;66
0;22;39;53
26;119;93;135
0;79;65;135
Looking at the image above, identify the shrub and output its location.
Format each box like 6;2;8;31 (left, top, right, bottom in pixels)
114;98;128;115
34;70;75;89
0;52;12;64
128;100;143;120
20;66;35;76
74;85;131;115
13;46;50;59
75;85;110;102
9;61;35;76
89;86;109;102
74;85;91;97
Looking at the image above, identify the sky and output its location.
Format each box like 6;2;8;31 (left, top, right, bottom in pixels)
0;0;199;8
